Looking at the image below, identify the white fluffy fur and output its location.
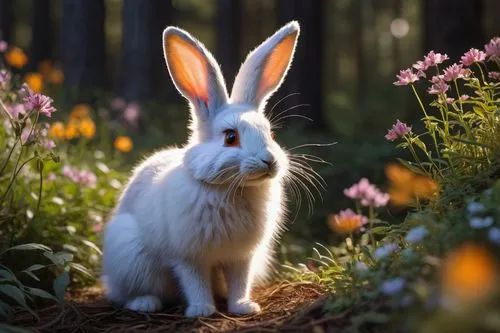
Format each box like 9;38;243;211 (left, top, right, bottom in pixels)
103;21;300;317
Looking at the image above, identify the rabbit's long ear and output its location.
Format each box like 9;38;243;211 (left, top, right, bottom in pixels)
231;21;299;108
163;27;228;119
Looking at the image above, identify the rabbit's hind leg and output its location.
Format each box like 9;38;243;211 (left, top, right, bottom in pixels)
102;213;169;312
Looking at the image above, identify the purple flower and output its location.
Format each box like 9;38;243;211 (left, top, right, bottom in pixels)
42;139;56;150
442;64;470;82
63;166;97;187
0;40;8;52
385;119;411;141
110;97;126;110
355;261;368;271
424;51;449;67
0;69;11;88
374;243;397;260
460;48;486;66
380;278;406;295
488;227;500;245
394;69;419;86
405;226;428;244
344;178;389;208
469;216;494;229
485;37;500;61
23;92;57;118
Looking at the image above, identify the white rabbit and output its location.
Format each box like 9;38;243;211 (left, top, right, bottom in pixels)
102;21;300;317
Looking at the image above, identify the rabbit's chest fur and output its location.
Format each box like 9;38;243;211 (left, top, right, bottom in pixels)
117;149;282;264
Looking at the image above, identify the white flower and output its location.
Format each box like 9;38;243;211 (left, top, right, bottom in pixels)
405;226;428;244
469;216;494;229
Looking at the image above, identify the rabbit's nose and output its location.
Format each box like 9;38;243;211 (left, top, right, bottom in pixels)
261;158;277;169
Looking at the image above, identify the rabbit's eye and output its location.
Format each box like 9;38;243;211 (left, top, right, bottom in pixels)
224;129;239;147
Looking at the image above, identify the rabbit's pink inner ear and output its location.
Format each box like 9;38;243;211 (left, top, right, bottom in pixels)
256;32;298;101
166;34;209;103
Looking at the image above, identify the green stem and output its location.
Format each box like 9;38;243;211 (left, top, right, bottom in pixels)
476;62;486;84
0;146;24;204
368;206;376;249
0;140;19;176
411;84;441;159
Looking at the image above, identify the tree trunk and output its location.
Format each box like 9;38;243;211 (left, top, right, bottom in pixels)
277;0;325;129
29;0;52;71
423;0;484;60
119;0;173;102
60;0;106;103
0;0;13;43
215;0;241;90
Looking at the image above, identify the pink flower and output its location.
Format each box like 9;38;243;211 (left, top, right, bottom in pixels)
7;104;25;120
460;48;486;66
42;139;56;150
23;86;56;118
442;64;469;81
413;60;429;73
460;94;470;101
446;97;454;104
110;97;126;110
485;37;500;61
93;223;103;233
385;119;411;141
344;178;390;208
488;72;500;81
394;69;419;86
62;166;97;187
47;172;56;181
123;102;140;126
0;40;8;53
0;69;11;88
428;76;450;95
424;51;449;67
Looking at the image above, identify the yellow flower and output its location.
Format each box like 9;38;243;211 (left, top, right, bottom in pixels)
48;69;64;85
24;73;44;93
328;209;367;234
78;118;96;139
49;122;65;140
5;47;28;68
65;120;80;140
70;104;90;119
441;243;497;304
38;60;53;76
114;136;133;153
385;163;438;207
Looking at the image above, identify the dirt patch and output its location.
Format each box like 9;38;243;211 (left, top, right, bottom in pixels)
9;282;340;333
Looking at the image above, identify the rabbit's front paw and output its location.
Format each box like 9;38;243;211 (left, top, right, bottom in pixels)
228;299;261;315
185;303;217;317
125;295;163;312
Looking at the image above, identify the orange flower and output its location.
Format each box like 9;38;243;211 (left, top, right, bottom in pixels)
65;120;80;140
49;122;65;140
114;136;133;153
24;73;44;93
78;118;96;139
70;104;90;119
38;60;53;76
5;47;28;68
328;209;367;234
385;163;438;207
48;69;64;85
441;243;498;303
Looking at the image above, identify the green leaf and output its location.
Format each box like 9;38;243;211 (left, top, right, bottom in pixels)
53;272;70;302
23;287;58;303
22;264;45;273
69;263;93;279
81;240;102;255
0;284;37;318
1;243;51;255
44;251;73;265
0;269;16;282
20;271;40;282
0;324;33;333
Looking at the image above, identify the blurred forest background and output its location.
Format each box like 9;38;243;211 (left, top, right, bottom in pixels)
1;0;499;252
